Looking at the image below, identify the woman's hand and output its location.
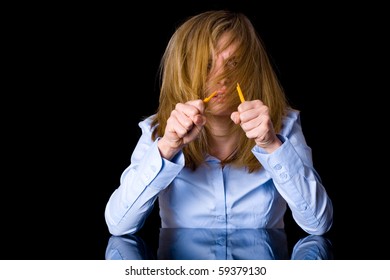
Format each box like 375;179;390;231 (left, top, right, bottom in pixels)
231;100;281;153
158;100;206;160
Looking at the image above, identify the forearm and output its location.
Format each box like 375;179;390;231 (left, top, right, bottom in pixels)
105;180;160;236
253;138;333;235
105;140;184;236
275;169;333;235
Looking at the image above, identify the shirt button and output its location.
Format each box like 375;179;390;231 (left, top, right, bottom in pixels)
217;215;225;221
274;164;282;170
280;172;288;179
216;237;225;245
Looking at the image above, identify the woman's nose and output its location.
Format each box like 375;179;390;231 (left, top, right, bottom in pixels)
214;63;227;82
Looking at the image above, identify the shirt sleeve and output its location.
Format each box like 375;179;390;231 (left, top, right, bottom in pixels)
252;110;333;235
105;117;184;236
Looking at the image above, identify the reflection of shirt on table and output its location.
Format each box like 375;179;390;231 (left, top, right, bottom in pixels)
105;228;333;260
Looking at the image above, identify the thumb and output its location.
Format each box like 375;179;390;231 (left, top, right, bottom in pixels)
193;115;206;126
230;112;241;124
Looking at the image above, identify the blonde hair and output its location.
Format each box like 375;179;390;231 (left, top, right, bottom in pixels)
151;10;289;172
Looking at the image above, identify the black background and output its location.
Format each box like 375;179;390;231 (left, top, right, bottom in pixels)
3;1;387;260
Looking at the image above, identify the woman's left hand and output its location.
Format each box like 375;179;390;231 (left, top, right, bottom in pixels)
231;100;282;153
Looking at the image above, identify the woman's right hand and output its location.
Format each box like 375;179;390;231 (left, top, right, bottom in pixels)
158;100;206;160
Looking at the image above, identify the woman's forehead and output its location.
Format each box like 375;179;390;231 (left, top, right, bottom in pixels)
216;33;239;56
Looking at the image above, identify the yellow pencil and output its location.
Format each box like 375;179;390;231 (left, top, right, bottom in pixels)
203;91;217;103
236;83;245;103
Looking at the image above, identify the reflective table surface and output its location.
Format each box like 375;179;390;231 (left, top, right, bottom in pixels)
105;228;333;260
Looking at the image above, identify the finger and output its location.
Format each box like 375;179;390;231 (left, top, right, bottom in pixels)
244;117;273;141
193;114;206;126
169;101;206;139
240;107;269;127
169;110;193;138
183;100;205;124
186;100;205;113
241;112;263;130
185;123;203;141
230;111;241;124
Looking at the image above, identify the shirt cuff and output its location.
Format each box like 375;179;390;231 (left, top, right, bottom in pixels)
138;139;184;190
252;135;302;184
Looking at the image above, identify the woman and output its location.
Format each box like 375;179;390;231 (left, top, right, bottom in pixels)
105;10;333;236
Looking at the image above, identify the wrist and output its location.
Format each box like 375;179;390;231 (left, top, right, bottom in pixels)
157;138;181;160
257;137;282;154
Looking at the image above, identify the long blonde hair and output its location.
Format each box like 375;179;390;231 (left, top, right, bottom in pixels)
151;10;289;172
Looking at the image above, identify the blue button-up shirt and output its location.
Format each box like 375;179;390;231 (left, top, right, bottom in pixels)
105;109;333;236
